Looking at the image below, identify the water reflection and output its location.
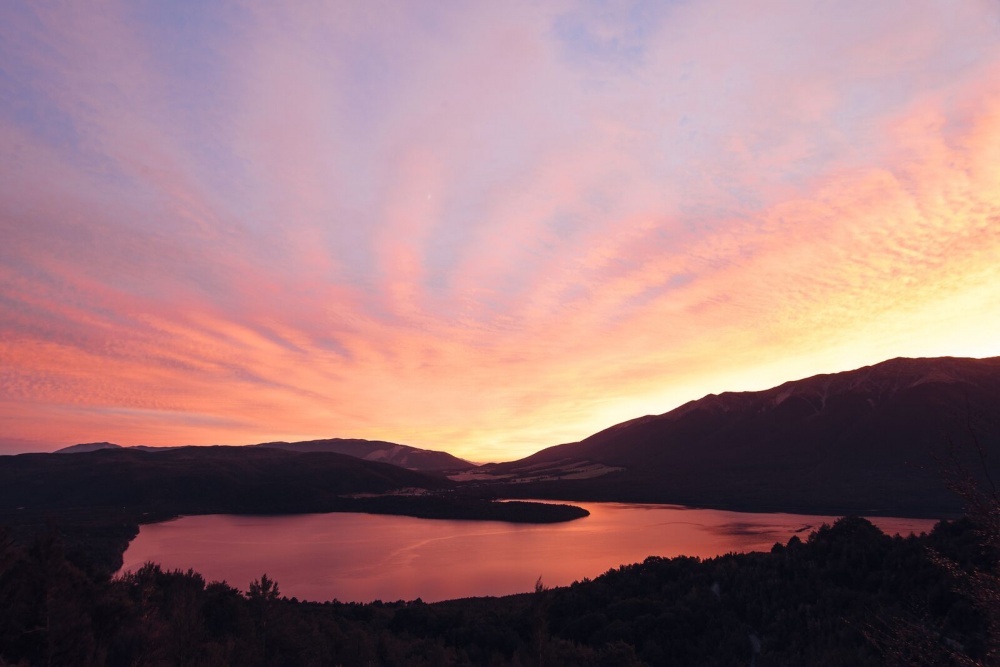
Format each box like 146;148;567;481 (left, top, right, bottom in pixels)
119;502;937;603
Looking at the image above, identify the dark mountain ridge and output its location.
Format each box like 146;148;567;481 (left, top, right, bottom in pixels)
54;437;475;472
252;438;476;472
483;356;1000;515
36;356;1000;515
54;442;121;454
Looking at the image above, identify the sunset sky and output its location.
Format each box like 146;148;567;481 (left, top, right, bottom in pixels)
2;1;999;461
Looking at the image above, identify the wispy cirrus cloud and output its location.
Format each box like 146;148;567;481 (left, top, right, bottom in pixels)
1;0;999;459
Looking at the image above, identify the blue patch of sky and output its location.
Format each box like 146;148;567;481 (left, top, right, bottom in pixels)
126;0;233;116
123;1;255;218
330;3;468;142
0;67;83;157
339;36;407;135
552;0;682;72
0;6;115;176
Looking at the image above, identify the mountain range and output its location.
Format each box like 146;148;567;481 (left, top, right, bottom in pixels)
251;438;475;471
39;356;1000;516
470;356;1000;515
56;437;473;472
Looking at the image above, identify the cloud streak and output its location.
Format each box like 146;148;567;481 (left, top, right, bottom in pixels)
2;0;999;460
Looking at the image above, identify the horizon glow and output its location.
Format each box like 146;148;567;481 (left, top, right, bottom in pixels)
2;1;1000;461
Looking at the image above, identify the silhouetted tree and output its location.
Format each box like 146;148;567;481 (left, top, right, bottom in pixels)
934;420;1000;665
868;417;1000;666
248;573;281;662
533;575;550;666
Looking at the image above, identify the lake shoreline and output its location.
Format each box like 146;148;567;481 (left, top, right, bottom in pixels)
119;501;940;604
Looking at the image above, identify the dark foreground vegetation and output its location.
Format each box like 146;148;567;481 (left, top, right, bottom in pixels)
1;515;995;666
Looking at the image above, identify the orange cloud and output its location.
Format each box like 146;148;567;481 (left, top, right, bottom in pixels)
2;0;999;460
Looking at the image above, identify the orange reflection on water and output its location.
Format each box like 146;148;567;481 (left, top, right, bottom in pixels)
119;502;938;603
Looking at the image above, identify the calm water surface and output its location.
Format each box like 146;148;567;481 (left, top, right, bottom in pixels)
120;502;937;603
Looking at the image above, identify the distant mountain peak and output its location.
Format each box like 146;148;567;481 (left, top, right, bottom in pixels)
253;437;476;472
55;442;121;454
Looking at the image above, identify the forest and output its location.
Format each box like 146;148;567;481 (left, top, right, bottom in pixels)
0;514;995;666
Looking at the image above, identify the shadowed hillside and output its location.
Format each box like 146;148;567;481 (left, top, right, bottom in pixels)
478;357;1000;515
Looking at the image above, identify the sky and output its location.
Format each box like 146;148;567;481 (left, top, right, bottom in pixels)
1;0;999;462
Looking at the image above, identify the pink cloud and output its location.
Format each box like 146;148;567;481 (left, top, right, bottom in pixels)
1;0;999;459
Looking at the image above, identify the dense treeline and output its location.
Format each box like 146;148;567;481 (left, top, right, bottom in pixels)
0;516;993;666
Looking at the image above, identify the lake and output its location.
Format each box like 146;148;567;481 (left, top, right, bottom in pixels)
119;502;938;603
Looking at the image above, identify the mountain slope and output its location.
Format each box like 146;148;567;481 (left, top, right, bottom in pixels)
0;446;450;515
483;357;1000;515
255;438;475;472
